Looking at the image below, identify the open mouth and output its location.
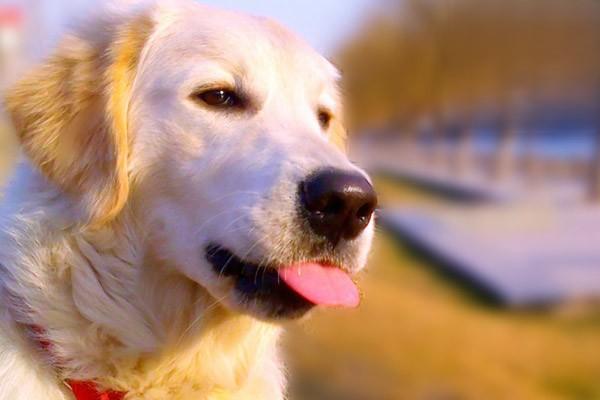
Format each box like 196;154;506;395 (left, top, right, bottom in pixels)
206;244;360;319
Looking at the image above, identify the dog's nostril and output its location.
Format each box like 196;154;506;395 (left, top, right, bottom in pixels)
322;194;345;215
299;168;377;245
357;203;375;220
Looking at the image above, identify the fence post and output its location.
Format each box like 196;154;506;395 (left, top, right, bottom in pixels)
494;118;518;181
453;123;474;177
588;125;600;202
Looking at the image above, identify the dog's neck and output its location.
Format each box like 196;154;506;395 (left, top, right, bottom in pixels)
0;165;285;398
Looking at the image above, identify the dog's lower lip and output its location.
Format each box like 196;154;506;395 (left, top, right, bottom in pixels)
205;244;316;319
205;244;296;284
205;245;253;278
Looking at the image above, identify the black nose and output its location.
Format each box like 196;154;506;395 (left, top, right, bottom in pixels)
299;169;377;245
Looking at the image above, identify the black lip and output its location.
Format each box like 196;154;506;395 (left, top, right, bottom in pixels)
206;244;315;319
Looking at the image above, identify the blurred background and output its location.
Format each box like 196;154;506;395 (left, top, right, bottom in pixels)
2;0;600;399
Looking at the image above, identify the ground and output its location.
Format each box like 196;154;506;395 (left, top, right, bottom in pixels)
286;176;600;400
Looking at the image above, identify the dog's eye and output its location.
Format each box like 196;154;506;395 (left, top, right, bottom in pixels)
318;109;332;130
194;89;242;108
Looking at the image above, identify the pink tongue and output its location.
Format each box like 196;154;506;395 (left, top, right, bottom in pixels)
279;263;360;308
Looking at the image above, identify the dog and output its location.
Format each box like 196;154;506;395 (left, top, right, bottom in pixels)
0;1;376;399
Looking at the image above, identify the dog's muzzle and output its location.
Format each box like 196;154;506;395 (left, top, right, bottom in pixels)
205;168;377;320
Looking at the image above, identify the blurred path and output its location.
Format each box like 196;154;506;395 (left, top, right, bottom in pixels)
381;205;600;306
352;137;600;306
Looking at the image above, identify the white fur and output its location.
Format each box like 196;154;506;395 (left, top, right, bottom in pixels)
0;1;374;399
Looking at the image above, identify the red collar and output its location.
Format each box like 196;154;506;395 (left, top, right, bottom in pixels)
31;326;126;400
68;381;125;400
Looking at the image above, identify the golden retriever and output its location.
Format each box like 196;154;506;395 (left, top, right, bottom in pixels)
0;1;376;399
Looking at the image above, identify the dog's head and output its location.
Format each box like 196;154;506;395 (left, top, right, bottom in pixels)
5;1;377;320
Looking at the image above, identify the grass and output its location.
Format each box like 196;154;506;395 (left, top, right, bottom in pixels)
286;176;600;400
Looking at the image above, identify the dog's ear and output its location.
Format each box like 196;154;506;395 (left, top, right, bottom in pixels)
5;11;154;226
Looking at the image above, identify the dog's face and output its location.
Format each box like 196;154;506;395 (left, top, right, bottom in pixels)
6;2;377;320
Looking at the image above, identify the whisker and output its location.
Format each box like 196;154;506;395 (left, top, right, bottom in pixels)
218;251;238;278
209;190;262;204
219;213;252;236
193;208;243;236
177;293;230;346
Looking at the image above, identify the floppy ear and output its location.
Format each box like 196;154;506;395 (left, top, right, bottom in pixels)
5;12;154;225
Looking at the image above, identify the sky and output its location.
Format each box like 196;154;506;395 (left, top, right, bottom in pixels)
0;0;380;87
197;0;378;56
5;0;379;59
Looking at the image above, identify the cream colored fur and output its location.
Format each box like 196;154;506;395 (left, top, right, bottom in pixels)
0;1;374;399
